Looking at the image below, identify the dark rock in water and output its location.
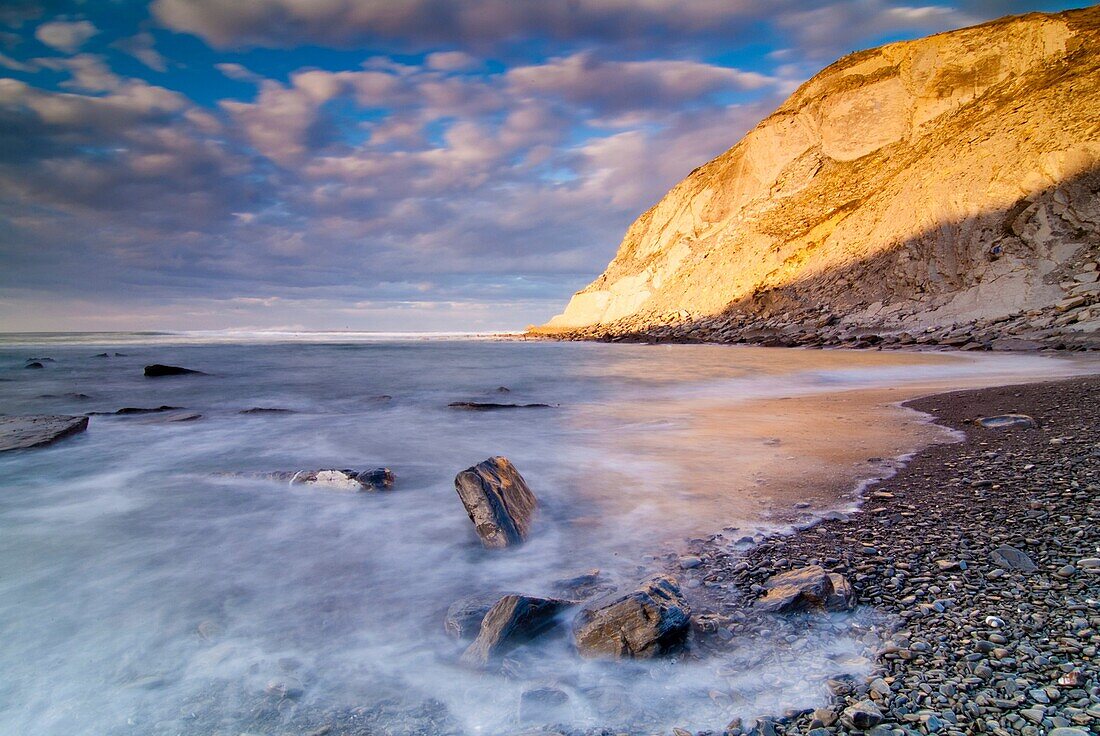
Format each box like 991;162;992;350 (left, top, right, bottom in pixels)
572;575;690;659
90;406;182;416
445;593;507;640
0;415;89;452
825;572;856;611
266;468;395;491
756;565;834;613
239;407;296;415
990;544;1038;572
975;414;1037;429
841;700;884;730
454;456;538;548
552;569;616;602
39;393;92;400
461;594;568;666
519;686;570;723
24;362;44;369
495;386;511;393
448;402;554;411
94;353;110;358
154;412;202;423
27;357;55;362
144;364;205;377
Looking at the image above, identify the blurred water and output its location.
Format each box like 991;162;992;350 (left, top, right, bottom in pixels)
0;336;1092;735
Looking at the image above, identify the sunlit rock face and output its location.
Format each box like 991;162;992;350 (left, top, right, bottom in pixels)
541;8;1100;335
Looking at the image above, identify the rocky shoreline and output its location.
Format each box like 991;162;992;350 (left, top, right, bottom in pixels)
662;375;1100;736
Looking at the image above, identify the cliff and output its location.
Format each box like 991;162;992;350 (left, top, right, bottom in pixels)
536;7;1100;350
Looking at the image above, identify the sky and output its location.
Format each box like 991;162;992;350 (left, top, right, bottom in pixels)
0;0;1086;332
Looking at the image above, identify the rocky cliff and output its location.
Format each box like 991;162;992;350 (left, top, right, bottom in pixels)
536;7;1100;350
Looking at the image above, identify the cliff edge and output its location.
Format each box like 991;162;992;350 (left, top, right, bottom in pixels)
535;7;1100;349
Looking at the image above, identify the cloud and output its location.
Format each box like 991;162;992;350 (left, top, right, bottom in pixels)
114;31;168;72
34;19;98;53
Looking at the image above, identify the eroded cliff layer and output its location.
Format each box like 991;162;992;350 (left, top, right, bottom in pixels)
538;8;1100;349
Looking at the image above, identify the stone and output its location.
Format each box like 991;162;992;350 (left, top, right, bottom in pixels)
89;406;182;415
144;364;205;377
572;576;690;659
454;456;538;548
444;593;504;640
24;361;44;369
990;545;1038;572
840;700;884;730
285;468;395;491
519;686;570;723
239;407;296;415
756;565;834;613
0;415;89;452
825;572;856;611
460;594;568;666
976;414;1038;429
551;569;615;601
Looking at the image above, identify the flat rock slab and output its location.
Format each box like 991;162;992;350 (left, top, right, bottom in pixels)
975;414;1037;429
990;544;1038;572
454;456;537;548
756;565;834;613
0;415;89;452
448;402;554;411
572;575;690;659
461;594;568;666
144;364;205;377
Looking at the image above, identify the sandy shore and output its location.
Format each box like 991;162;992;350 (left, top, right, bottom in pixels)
668;375;1100;736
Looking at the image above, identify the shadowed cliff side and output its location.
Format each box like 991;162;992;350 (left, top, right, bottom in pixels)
533;7;1100;349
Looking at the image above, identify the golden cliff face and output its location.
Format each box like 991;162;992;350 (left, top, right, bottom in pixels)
540;8;1100;338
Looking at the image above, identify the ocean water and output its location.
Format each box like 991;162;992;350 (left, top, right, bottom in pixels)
0;335;1092;735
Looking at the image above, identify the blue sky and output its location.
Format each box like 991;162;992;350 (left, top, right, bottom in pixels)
0;0;1086;332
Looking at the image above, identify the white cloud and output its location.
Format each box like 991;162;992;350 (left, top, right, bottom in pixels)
34;19;98;53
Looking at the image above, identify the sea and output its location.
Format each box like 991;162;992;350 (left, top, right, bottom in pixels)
0;332;1094;735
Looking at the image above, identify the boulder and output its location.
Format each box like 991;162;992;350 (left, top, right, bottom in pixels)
756;565;834;613
460;594;568;666
572;575;690;659
287;468;395;491
144;364;205;377
825;572;856;611
990;544;1038;572
0;415;89;452
444;592;506;640
454;456;537;548
975;414;1037;429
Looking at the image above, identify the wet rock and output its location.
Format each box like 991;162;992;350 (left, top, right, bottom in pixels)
287;468;395;491
448;402;554;411
990;544;1038;572
24;361;44;369
461;594;568;666
444;593;504;640
239;407;296;415
454;456;537;549
572;575;690;659
519;686;570;723
756;565;834;613
552;569;615;601
825;572;856;611
975;414;1037;429
840;700;883;730
0;415;89;452
144;364;205;377
89;405;182;415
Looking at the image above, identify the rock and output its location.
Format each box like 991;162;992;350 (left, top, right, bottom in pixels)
990;337;1044;351
756;565;834;613
552;569;615;601
518;686;570;723
990;544;1038;572
24;361;44;369
144;364;205;377
679;555;703;569
572;575;690;659
288;468;395;491
454;456;538;548
460;595;568;666
840;700;884;730
0;415;89;452
975;414;1038;429
89;406;182;415
1048;727;1090;736
239;407;296;414
825;572;856;611
444;593;505;640
447;402;554;411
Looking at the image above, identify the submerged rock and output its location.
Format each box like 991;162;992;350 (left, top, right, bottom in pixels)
454;456;538;548
444;592;507;640
448;402;554;411
461;594;568;666
144;364;205;377
239;407;296;415
975;414;1038;429
519;686;570;723
89;406;182;415
552;569;616;602
24;361;44;369
287;468;395;491
756;565;834;613
0;415;89;452
572;575;690;659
